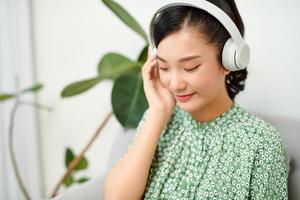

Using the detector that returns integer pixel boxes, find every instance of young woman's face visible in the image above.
[157,26,230,114]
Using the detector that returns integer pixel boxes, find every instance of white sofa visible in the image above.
[52,112,300,200]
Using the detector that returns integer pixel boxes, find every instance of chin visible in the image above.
[176,94,209,114]
[176,101,201,114]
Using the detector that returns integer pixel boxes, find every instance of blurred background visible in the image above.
[0,0,299,199]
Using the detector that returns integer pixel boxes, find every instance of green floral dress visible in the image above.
[124,101,288,199]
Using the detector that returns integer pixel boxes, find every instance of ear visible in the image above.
[222,68,231,75]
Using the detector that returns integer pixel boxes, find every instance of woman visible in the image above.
[104,0,288,199]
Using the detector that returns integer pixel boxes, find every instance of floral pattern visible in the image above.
[122,101,288,199]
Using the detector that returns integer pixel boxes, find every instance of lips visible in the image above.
[175,93,195,102]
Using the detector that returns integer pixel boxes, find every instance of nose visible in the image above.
[169,71,187,92]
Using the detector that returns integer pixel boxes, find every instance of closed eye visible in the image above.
[185,65,200,72]
[159,67,168,71]
[159,65,200,72]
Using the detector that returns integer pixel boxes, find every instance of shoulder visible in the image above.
[231,104,285,153]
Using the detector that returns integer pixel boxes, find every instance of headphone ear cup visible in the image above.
[222,38,250,71]
[222,38,238,71]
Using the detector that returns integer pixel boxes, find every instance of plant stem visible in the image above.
[50,111,113,198]
[9,100,31,200]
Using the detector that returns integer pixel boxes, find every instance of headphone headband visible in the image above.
[149,0,250,71]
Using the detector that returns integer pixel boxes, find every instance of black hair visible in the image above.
[151,0,247,100]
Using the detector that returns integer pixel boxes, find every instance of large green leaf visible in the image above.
[98,53,140,79]
[21,83,43,94]
[112,71,148,128]
[102,0,148,42]
[61,77,101,97]
[0,93,15,102]
[137,45,149,65]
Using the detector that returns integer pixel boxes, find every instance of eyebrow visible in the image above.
[156,54,202,63]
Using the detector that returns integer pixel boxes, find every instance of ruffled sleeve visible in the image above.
[248,127,288,199]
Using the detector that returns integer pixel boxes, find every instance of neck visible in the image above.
[190,94,234,123]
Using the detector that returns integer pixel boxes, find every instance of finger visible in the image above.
[153,62,159,79]
[143,57,155,76]
[144,59,157,79]
[143,59,157,81]
[143,45,158,76]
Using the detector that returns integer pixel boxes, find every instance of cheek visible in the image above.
[190,77,212,94]
[159,71,169,87]
[191,69,223,93]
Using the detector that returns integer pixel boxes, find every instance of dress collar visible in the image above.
[177,101,241,130]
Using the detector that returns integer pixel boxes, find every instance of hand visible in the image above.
[141,47,176,119]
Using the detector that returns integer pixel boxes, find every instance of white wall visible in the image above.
[30,0,300,197]
[235,1,300,117]
[0,0,42,199]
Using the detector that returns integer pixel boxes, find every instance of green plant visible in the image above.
[0,83,43,102]
[2,0,152,198]
[0,82,51,200]
[61,0,149,127]
[0,81,95,199]
[52,1,152,195]
[64,148,89,187]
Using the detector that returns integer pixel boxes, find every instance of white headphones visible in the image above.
[149,0,250,71]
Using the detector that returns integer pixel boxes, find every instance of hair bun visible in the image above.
[225,69,248,100]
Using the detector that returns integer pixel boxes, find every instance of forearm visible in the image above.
[104,111,168,200]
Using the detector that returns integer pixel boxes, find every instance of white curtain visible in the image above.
[0,0,43,199]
